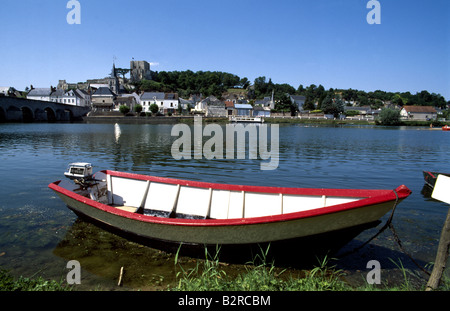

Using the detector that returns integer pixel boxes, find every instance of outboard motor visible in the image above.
[64,163,94,188]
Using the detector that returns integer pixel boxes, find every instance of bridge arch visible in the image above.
[6,105,21,121]
[0,106,6,122]
[56,108,68,121]
[44,107,57,122]
[34,108,46,121]
[21,106,34,122]
[66,109,74,121]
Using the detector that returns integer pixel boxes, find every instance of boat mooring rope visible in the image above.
[338,189,430,276]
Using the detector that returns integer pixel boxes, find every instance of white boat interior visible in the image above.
[60,170,365,220]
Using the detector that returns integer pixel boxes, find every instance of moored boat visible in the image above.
[423,171,450,188]
[49,163,411,260]
[443,125,450,131]
[229,115,264,123]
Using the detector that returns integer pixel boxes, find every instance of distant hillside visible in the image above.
[132,70,249,99]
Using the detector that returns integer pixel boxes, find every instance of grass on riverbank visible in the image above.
[171,248,450,292]
[173,251,349,291]
[0,269,71,291]
[2,250,449,291]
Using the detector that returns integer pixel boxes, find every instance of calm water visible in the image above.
[0,122,449,290]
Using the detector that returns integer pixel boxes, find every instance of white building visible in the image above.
[27,88,52,102]
[50,89,65,103]
[62,89,91,107]
[140,92,179,114]
[400,105,437,121]
[0,87,17,97]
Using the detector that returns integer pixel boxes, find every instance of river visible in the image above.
[0,121,449,290]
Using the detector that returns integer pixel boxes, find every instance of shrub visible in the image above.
[377,108,401,125]
[150,103,159,114]
[119,105,130,115]
[134,104,143,114]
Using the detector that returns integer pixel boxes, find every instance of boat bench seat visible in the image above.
[113,205,139,213]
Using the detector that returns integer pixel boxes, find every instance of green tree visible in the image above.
[149,103,159,114]
[134,104,142,114]
[321,94,344,118]
[303,98,316,111]
[239,77,250,89]
[119,105,130,115]
[378,108,401,125]
[274,94,298,115]
[391,94,404,106]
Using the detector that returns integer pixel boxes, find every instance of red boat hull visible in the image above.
[49,170,411,258]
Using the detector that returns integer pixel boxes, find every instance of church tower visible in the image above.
[109,62,120,94]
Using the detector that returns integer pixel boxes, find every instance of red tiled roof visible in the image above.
[402,105,437,113]
[225,100,234,108]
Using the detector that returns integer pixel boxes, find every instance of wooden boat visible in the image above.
[229,115,264,123]
[423,171,450,188]
[49,164,411,259]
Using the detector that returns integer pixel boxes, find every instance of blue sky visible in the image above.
[1,0,449,100]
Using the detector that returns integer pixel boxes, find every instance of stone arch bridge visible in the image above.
[0,97,91,122]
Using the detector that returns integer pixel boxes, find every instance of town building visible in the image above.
[234,103,253,116]
[289,95,306,111]
[0,87,18,97]
[50,89,65,103]
[27,88,52,102]
[62,89,91,107]
[253,105,271,117]
[255,96,274,110]
[204,96,226,117]
[400,105,437,121]
[91,87,116,110]
[140,92,179,114]
[115,92,140,112]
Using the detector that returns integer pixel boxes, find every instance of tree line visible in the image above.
[130,70,449,114]
[131,70,249,99]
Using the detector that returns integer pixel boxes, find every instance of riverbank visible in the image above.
[84,115,450,127]
[2,252,448,292]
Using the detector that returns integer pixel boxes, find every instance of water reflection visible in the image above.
[53,219,181,290]
[114,123,121,143]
